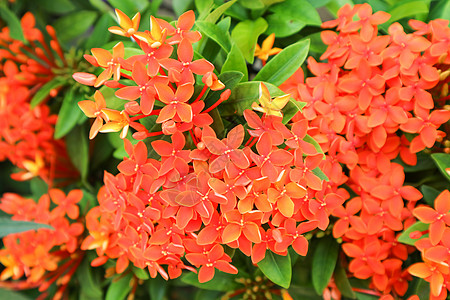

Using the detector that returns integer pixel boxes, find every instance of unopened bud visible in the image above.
[409,230,422,239]
[162,120,178,135]
[124,101,141,115]
[49,88,58,97]
[441,83,449,97]
[197,141,206,150]
[72,72,97,86]
[194,126,202,139]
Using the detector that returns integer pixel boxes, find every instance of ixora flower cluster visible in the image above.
[0,190,84,299]
[0,12,77,184]
[76,9,344,283]
[279,3,450,299]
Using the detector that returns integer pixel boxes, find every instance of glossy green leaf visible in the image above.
[222,43,248,81]
[30,77,65,108]
[334,261,356,299]
[258,250,292,289]
[312,237,339,294]
[53,11,98,43]
[148,276,168,300]
[421,185,441,206]
[105,273,133,300]
[429,0,450,22]
[231,18,268,63]
[39,0,76,13]
[55,88,86,139]
[66,124,89,181]
[431,153,450,182]
[196,21,232,53]
[303,134,324,154]
[181,270,241,291]
[205,71,244,109]
[77,258,103,300]
[326,0,354,16]
[398,221,428,246]
[0,217,53,237]
[85,14,113,49]
[269,0,322,26]
[0,4,25,42]
[196,0,215,20]
[253,39,310,86]
[173,0,195,16]
[221,81,287,116]
[312,167,329,182]
[387,0,429,23]
[282,98,306,124]
[266,14,305,37]
[205,0,237,23]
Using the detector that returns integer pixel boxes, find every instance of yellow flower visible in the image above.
[252,82,290,117]
[254,33,282,63]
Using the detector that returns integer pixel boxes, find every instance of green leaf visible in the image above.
[394,152,435,173]
[30,78,65,108]
[306,0,332,8]
[196,21,232,53]
[55,88,86,139]
[181,270,241,291]
[133,267,149,280]
[326,0,354,16]
[221,81,286,116]
[99,86,128,110]
[312,167,329,181]
[265,14,305,38]
[398,221,428,246]
[39,0,76,13]
[312,236,339,294]
[334,261,356,299]
[53,11,98,43]
[65,124,89,181]
[429,0,450,22]
[77,258,103,300]
[269,0,322,26]
[105,273,133,300]
[205,0,237,23]
[303,134,323,154]
[148,276,168,300]
[107,0,149,15]
[222,43,248,81]
[420,185,441,206]
[85,14,113,49]
[387,0,430,23]
[173,0,195,16]
[205,71,244,108]
[0,217,53,237]
[0,4,25,42]
[231,18,268,63]
[30,177,48,201]
[239,0,264,9]
[0,289,31,300]
[282,98,306,124]
[258,250,292,288]
[253,39,310,86]
[431,153,450,182]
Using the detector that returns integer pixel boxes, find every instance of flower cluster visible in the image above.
[78,9,345,284]
[0,190,84,299]
[0,12,77,184]
[280,3,450,297]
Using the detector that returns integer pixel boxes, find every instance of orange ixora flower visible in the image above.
[78,90,107,139]
[108,9,141,37]
[254,33,282,64]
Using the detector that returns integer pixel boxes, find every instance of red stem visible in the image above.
[193,85,208,103]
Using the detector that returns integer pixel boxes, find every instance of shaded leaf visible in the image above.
[431,153,450,182]
[253,39,310,86]
[66,124,89,181]
[77,257,103,300]
[269,0,322,26]
[30,77,65,108]
[55,88,86,139]
[0,217,53,237]
[420,185,441,206]
[205,71,244,108]
[173,0,195,16]
[282,97,306,124]
[334,260,356,299]
[85,14,114,49]
[258,250,292,289]
[39,0,76,13]
[0,289,31,300]
[266,13,305,38]
[312,236,339,294]
[53,11,98,43]
[181,270,241,291]
[429,0,450,22]
[0,4,25,42]
[148,275,168,300]
[105,273,133,300]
